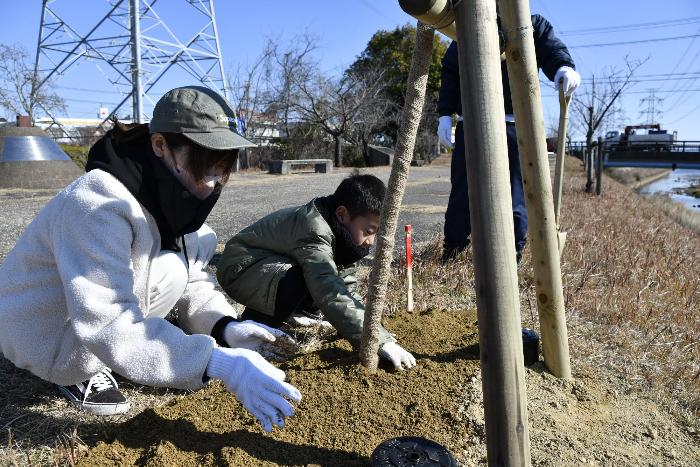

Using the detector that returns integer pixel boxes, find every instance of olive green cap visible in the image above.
[150,85,256,150]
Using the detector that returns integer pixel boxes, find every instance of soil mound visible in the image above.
[79,308,699,466]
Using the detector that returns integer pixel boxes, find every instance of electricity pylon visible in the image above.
[32,0,229,127]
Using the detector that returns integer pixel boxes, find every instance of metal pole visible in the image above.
[130,0,143,123]
[498,0,572,381]
[453,1,531,464]
[209,0,230,100]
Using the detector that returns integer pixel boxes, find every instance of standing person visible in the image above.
[217,174,417,371]
[0,86,300,432]
[437,14,581,262]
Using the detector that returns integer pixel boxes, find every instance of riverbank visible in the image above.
[606,166,700,234]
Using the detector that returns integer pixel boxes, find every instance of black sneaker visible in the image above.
[57,369,130,416]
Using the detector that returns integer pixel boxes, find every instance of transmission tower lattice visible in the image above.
[33,0,229,127]
[639,88,664,125]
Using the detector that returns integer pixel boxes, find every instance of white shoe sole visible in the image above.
[58,386,131,416]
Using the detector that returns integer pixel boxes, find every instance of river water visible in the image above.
[639,169,700,210]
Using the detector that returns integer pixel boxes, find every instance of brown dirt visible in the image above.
[79,309,482,466]
[78,306,699,466]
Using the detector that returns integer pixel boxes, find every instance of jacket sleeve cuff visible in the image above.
[210,315,237,347]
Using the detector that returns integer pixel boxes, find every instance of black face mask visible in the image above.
[330,213,372,266]
[149,154,220,249]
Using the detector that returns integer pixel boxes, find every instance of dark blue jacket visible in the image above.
[438,14,575,117]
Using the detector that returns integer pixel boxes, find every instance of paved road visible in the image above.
[0,164,452,261]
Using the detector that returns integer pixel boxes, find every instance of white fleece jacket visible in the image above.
[0,169,236,391]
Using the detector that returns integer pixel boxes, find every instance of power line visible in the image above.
[560,16,700,36]
[580,76,700,84]
[543,88,700,97]
[569,33,700,49]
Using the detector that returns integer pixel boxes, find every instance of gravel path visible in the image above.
[0,165,452,261]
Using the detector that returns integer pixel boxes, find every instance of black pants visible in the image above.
[444,120,528,254]
[240,266,315,327]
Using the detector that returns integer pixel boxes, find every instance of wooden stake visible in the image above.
[498,0,572,381]
[452,1,531,464]
[405,225,414,312]
[553,84,570,229]
[553,84,571,255]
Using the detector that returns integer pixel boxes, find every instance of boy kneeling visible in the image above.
[216,174,415,370]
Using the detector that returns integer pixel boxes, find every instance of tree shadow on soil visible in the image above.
[0,356,185,449]
[411,342,480,363]
[111,411,369,466]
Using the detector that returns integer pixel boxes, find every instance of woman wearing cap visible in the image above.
[0,86,300,432]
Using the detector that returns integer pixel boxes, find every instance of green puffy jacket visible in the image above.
[216,199,394,348]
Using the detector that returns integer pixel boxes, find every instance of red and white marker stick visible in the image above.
[405,224,414,311]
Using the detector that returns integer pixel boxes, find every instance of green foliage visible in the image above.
[59,144,89,169]
[348,23,449,107]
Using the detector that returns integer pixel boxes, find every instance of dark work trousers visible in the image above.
[443,120,528,254]
[240,265,315,327]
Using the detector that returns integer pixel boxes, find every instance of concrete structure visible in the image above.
[367,145,394,167]
[268,159,333,175]
[0,127,83,189]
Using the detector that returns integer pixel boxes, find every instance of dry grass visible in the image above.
[605,167,669,187]
[1,156,697,464]
[646,193,700,234]
[373,157,699,420]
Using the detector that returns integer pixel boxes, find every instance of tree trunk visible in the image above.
[334,136,343,168]
[359,22,434,371]
[362,138,371,167]
[585,131,594,193]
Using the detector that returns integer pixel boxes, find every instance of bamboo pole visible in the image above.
[359,22,434,371]
[498,0,572,381]
[405,225,414,312]
[452,1,531,464]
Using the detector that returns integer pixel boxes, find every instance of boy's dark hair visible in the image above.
[333,174,386,218]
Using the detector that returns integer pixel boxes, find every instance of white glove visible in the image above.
[378,342,416,371]
[206,347,302,432]
[288,313,333,329]
[224,320,290,351]
[437,115,454,149]
[554,66,580,97]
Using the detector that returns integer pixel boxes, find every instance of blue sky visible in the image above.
[1,0,699,140]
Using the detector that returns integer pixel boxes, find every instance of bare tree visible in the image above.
[344,68,396,165]
[291,72,356,167]
[267,33,318,139]
[0,43,65,122]
[570,56,648,152]
[292,67,392,167]
[227,40,275,142]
